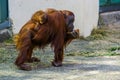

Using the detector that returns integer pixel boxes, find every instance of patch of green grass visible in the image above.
[108,46,120,51]
[4,37,14,44]
[66,51,97,57]
[103,52,120,56]
[65,51,120,57]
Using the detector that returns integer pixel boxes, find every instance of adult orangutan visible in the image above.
[14,8,79,70]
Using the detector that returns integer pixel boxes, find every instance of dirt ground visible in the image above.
[0,24,120,80]
[0,56,120,80]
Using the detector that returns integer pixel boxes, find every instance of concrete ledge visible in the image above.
[0,21,11,30]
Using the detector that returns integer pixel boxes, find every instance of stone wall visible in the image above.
[99,11,120,27]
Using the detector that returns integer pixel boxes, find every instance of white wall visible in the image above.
[9,0,99,37]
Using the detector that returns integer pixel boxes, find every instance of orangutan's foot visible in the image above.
[18,64,32,71]
[52,61,62,67]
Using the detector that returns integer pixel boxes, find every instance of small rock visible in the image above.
[0,29,12,42]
